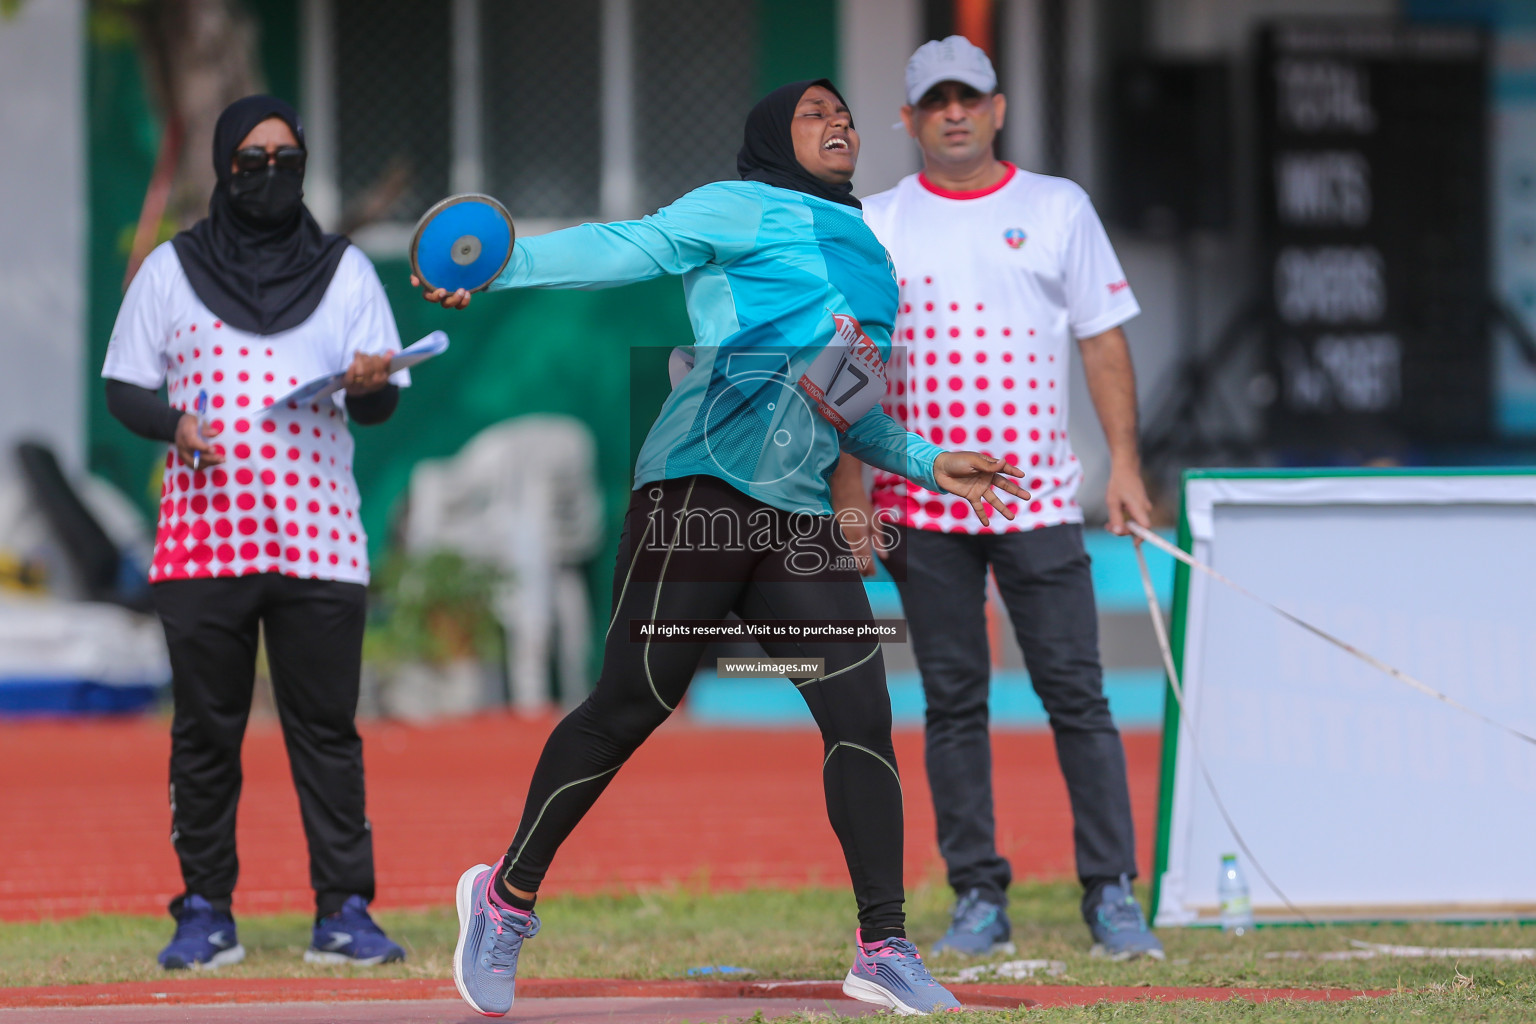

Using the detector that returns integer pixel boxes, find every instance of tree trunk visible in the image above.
[120,0,263,283]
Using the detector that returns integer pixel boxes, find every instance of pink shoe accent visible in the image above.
[484,859,532,912]
[484,857,516,911]
[482,856,534,939]
[855,929,910,957]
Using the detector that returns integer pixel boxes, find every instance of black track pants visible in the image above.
[894,523,1137,914]
[152,574,374,918]
[501,474,906,935]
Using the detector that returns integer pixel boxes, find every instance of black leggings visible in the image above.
[500,474,905,936]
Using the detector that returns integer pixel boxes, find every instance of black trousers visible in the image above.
[501,475,907,936]
[152,574,374,918]
[892,524,1137,917]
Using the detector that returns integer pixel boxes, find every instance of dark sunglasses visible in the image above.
[233,145,307,175]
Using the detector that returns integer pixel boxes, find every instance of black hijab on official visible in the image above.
[172,95,350,335]
[737,79,861,210]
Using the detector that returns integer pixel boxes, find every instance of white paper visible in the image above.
[257,331,449,415]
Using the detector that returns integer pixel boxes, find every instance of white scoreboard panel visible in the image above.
[1153,470,1536,925]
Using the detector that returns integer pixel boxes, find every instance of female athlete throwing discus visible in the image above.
[418,80,1028,1017]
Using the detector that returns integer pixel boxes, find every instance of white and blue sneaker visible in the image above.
[931,889,1016,957]
[1087,875,1164,961]
[453,861,541,1017]
[305,894,406,965]
[842,930,963,1015]
[158,894,246,970]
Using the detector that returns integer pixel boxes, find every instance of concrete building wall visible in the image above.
[0,0,86,474]
[1000,0,1047,174]
[841,0,923,198]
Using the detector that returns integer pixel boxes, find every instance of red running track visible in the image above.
[0,714,1159,920]
[0,976,1388,1011]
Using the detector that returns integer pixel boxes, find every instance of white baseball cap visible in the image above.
[905,35,998,106]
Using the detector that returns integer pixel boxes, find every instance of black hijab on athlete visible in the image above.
[172,95,349,336]
[737,79,860,210]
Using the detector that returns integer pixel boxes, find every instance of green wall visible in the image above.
[86,0,837,639]
[345,269,690,573]
[86,25,166,508]
[759,0,839,92]
[250,0,301,106]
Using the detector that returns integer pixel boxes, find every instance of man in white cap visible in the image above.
[833,35,1162,960]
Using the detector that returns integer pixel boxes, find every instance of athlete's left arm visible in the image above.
[494,185,763,291]
[415,185,763,306]
[1078,325,1151,535]
[840,407,944,494]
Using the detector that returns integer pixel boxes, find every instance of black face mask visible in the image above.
[228,166,305,228]
[173,95,351,334]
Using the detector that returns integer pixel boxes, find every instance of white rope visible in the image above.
[1127,521,1536,748]
[1130,534,1312,924]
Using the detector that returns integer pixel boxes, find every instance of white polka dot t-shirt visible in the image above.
[860,163,1139,534]
[102,242,407,585]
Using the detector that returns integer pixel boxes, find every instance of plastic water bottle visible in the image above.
[1217,853,1254,935]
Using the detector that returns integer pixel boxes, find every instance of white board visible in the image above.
[1153,471,1536,925]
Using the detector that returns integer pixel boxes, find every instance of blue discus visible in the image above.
[409,193,515,294]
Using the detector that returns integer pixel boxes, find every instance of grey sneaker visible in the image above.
[1087,874,1164,961]
[843,931,964,1015]
[930,889,1016,957]
[452,862,540,1016]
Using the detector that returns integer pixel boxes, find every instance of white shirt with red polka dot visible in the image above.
[102,242,408,584]
[860,163,1139,534]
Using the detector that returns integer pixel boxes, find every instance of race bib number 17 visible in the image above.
[798,314,888,432]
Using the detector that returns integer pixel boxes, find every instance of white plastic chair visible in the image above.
[404,415,603,712]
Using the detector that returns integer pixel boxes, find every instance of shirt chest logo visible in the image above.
[1003,227,1027,250]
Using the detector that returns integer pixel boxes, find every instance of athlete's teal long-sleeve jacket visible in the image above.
[492,179,945,515]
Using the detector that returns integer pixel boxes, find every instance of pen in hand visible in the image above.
[192,390,209,471]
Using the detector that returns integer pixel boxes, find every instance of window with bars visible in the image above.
[633,0,758,214]
[481,0,604,220]
[332,0,452,222]
[309,0,761,238]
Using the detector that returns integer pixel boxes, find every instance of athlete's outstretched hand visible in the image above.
[933,452,1030,527]
[411,274,472,309]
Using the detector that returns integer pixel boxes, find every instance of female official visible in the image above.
[103,95,407,970]
[419,80,1028,1017]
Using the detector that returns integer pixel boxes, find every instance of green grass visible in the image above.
[772,992,1536,1023]
[3,882,1533,1022]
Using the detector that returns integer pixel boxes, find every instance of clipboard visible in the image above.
[257,331,449,415]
